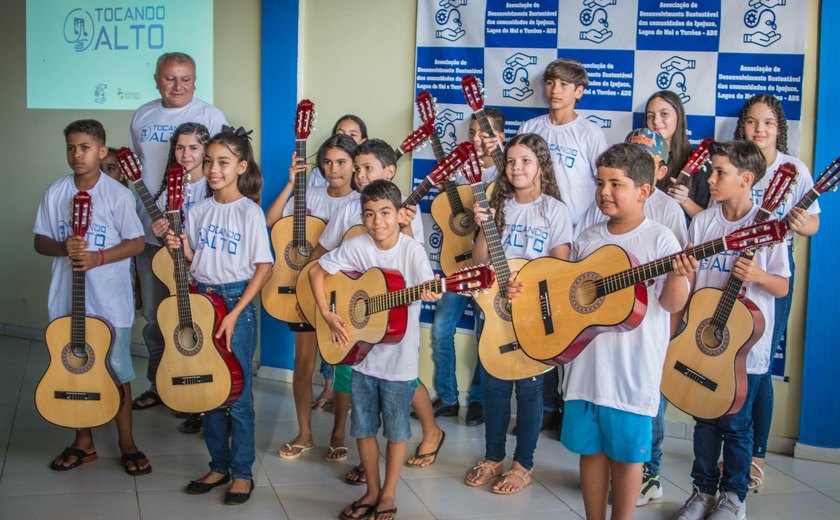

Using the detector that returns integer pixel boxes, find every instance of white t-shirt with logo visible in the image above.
[186,197,274,285]
[33,174,144,328]
[689,205,790,375]
[318,233,434,381]
[155,177,212,230]
[563,219,682,417]
[518,114,607,227]
[318,194,425,251]
[576,188,688,246]
[499,195,573,260]
[128,97,227,244]
[282,188,359,223]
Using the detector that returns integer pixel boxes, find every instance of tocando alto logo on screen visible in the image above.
[62,5,166,52]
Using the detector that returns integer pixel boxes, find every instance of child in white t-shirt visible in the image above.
[307,114,368,189]
[561,143,692,520]
[675,140,789,520]
[34,119,149,475]
[309,180,439,520]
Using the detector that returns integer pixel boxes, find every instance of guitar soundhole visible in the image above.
[493,291,512,322]
[570,272,604,313]
[174,324,203,357]
[696,318,728,357]
[61,343,94,374]
[348,290,370,330]
[449,210,476,237]
[284,241,312,270]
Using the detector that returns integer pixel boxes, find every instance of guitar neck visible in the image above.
[70,270,86,349]
[132,179,165,222]
[293,139,307,247]
[429,133,467,215]
[167,211,194,329]
[404,176,435,208]
[471,182,512,296]
[794,187,820,213]
[365,279,444,315]
[429,133,447,163]
[475,108,506,174]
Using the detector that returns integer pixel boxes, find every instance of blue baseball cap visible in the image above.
[625,128,669,164]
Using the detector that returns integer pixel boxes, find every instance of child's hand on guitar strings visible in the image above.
[667,178,690,206]
[324,312,349,346]
[164,229,185,250]
[66,235,98,272]
[151,218,170,239]
[785,207,808,233]
[471,203,494,225]
[731,256,765,284]
[670,248,698,278]
[288,152,308,186]
[505,271,525,300]
[421,275,443,302]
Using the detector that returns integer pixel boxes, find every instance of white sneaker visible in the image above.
[706,491,746,520]
[673,485,715,520]
[637,469,664,506]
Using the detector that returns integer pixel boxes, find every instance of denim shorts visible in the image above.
[109,327,135,385]
[350,371,415,442]
[561,399,652,463]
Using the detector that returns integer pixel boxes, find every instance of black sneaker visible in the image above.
[432,398,459,417]
[178,413,202,434]
[465,402,484,426]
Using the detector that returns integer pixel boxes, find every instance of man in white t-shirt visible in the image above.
[128,52,227,415]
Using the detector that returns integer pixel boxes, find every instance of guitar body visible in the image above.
[262,215,326,323]
[156,291,244,412]
[473,258,552,380]
[316,268,407,366]
[151,246,176,295]
[430,184,477,276]
[511,245,648,364]
[35,316,120,428]
[342,224,367,242]
[661,288,764,419]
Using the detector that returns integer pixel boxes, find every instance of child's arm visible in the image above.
[786,207,819,237]
[731,256,789,298]
[215,262,272,347]
[309,262,349,346]
[34,234,69,257]
[660,251,696,313]
[470,201,492,265]
[151,217,170,240]
[400,205,417,238]
[165,229,195,262]
[70,236,144,272]
[265,152,307,227]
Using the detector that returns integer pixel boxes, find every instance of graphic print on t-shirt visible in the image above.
[196,223,242,255]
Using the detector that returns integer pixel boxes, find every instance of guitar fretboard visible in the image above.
[168,211,194,330]
[475,108,506,174]
[70,270,86,349]
[472,181,512,297]
[365,279,444,315]
[292,138,307,248]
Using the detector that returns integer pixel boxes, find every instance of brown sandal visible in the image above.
[465,459,503,487]
[492,466,533,494]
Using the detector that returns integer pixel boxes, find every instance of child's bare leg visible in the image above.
[608,460,642,520]
[340,436,379,518]
[580,452,610,520]
[115,383,150,472]
[375,440,407,519]
[330,390,350,448]
[406,383,444,467]
[280,332,317,457]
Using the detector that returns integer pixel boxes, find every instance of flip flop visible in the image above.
[278,443,313,460]
[132,390,163,410]
[339,500,376,520]
[406,430,445,468]
[49,447,97,471]
[324,446,348,462]
[344,465,366,486]
[374,506,398,520]
[120,451,152,476]
[311,397,333,411]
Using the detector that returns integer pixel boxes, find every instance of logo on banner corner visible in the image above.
[579,0,614,44]
[434,0,468,42]
[64,8,95,52]
[657,56,696,104]
[502,52,537,102]
[743,1,782,48]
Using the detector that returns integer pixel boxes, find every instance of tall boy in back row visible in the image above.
[675,141,789,520]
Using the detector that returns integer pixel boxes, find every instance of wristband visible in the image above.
[99,249,105,266]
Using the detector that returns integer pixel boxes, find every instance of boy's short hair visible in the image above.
[64,119,106,145]
[361,179,402,211]
[542,58,589,89]
[625,128,669,165]
[709,140,767,186]
[471,108,506,134]
[354,138,397,168]
[596,143,655,187]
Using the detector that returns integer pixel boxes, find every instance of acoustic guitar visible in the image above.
[261,99,323,326]
[155,167,244,412]
[296,141,480,326]
[316,265,494,366]
[661,162,799,419]
[35,192,121,428]
[673,137,712,188]
[510,220,788,365]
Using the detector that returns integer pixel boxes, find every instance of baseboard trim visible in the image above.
[256,365,294,382]
[794,443,840,464]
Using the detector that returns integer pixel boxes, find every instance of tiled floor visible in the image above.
[1,334,839,519]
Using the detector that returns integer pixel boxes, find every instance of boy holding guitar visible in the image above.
[34,120,150,475]
[561,143,692,520]
[675,141,789,520]
[309,180,441,520]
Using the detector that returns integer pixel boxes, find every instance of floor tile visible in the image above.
[138,488,287,519]
[0,491,140,520]
[746,490,840,519]
[276,479,434,520]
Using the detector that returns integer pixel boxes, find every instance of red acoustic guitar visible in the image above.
[155,167,244,412]
[673,137,713,188]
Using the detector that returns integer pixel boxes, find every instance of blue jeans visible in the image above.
[137,243,169,391]
[646,395,668,475]
[751,370,773,458]
[542,366,562,412]
[431,292,484,405]
[483,373,543,470]
[196,280,257,481]
[691,373,762,502]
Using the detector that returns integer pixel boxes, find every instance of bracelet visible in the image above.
[99,249,105,266]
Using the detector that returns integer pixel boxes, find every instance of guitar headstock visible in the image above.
[416,91,437,125]
[397,122,434,155]
[761,162,798,214]
[72,191,92,237]
[460,75,485,111]
[115,147,142,183]
[814,156,840,194]
[166,163,187,212]
[680,137,713,177]
[461,143,483,185]
[724,220,787,252]
[428,141,477,184]
[445,264,495,295]
[295,99,316,140]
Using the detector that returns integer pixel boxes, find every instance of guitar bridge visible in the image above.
[498,341,520,354]
[54,391,100,401]
[171,374,214,385]
[278,286,296,294]
[454,251,472,263]
[538,280,554,335]
[673,361,718,391]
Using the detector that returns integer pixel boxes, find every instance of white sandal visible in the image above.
[748,460,765,491]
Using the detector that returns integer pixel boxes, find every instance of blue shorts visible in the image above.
[561,400,652,464]
[109,327,135,385]
[350,371,415,443]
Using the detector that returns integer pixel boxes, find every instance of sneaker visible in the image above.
[674,486,715,520]
[637,466,663,506]
[706,491,746,520]
[465,402,484,426]
[178,413,202,434]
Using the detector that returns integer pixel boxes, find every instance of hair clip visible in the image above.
[222,125,253,141]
